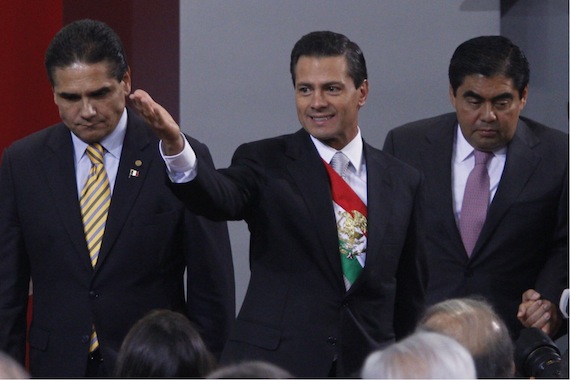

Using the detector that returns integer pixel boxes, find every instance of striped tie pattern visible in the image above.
[80,143,111,353]
[331,151,349,179]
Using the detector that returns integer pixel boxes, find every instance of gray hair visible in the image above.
[418,297,515,378]
[361,331,476,379]
[0,351,28,379]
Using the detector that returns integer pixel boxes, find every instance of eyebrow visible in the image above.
[57,86,112,98]
[463,90,514,102]
[295,81,344,89]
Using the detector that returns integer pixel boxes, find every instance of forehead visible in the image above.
[294,55,349,83]
[52,61,116,89]
[458,74,518,98]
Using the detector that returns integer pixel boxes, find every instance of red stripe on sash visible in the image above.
[323,159,367,221]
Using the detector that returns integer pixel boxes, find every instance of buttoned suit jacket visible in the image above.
[0,109,235,377]
[170,128,426,377]
[383,112,568,339]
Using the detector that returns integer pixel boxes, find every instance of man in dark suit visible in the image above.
[383,36,568,341]
[130,31,426,377]
[0,19,235,377]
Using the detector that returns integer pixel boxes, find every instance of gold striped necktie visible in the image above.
[80,143,111,353]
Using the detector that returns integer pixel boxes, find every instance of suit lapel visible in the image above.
[96,111,154,269]
[473,119,541,257]
[357,144,393,286]
[285,130,345,289]
[43,125,94,270]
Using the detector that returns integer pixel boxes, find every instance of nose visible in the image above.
[80,99,96,119]
[310,89,327,109]
[480,103,497,123]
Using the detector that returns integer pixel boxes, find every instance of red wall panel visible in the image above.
[0,1,63,156]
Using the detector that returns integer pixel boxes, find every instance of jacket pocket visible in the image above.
[28,325,49,351]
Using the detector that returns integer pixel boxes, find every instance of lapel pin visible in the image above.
[135,160,143,167]
[129,169,140,178]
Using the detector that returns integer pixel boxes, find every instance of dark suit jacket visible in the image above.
[384,112,568,339]
[0,110,235,377]
[170,129,426,377]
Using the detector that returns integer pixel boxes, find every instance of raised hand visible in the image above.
[129,89,184,155]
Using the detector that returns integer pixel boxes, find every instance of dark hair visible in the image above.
[114,309,215,378]
[290,31,367,88]
[449,35,529,98]
[44,19,128,86]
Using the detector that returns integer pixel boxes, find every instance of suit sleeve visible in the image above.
[535,167,568,309]
[169,138,261,221]
[0,148,31,364]
[183,211,235,359]
[383,133,427,337]
[393,174,428,339]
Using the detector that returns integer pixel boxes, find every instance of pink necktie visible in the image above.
[459,150,493,256]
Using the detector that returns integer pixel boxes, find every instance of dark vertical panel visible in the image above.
[63,0,180,121]
[131,1,180,122]
[0,0,63,155]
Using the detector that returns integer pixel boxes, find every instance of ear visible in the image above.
[357,79,369,108]
[122,66,132,95]
[519,85,529,110]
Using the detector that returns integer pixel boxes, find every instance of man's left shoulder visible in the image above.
[365,143,421,180]
[520,116,569,144]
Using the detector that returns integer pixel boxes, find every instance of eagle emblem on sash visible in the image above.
[337,210,367,259]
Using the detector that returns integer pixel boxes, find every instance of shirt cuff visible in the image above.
[159,133,197,183]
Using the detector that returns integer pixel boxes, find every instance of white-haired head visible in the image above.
[361,331,476,379]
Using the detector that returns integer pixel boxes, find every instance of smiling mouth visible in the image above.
[310,115,333,122]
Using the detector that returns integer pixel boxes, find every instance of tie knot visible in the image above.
[474,150,493,165]
[86,143,105,165]
[331,152,350,177]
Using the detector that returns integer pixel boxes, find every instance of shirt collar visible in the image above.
[72,108,128,164]
[310,128,364,174]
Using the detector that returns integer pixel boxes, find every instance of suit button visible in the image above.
[327,336,337,345]
[89,291,99,299]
